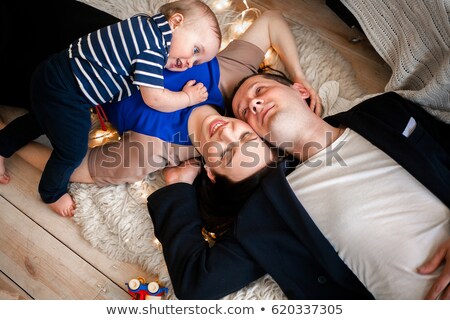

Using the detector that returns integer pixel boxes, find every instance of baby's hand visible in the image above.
[182,80,208,106]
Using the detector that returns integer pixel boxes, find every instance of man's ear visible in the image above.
[169,13,184,30]
[292,82,310,99]
[204,165,216,184]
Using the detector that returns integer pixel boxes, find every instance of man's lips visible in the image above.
[209,119,228,137]
[260,104,275,125]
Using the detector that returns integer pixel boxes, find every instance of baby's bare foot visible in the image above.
[48,193,76,217]
[0,156,10,184]
[0,172,9,184]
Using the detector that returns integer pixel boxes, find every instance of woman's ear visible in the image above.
[169,13,184,30]
[204,165,216,184]
[292,82,310,99]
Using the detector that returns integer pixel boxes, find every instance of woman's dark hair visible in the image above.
[195,158,280,239]
[226,67,311,116]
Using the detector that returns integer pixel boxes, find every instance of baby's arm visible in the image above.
[239,10,322,115]
[140,80,208,113]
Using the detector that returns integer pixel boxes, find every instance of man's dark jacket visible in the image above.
[147,92,450,299]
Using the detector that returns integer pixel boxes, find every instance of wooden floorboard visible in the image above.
[0,155,147,299]
[0,195,131,299]
[0,271,33,300]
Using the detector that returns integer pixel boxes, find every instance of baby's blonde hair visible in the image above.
[159,0,221,44]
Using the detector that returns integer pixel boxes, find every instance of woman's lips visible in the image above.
[209,119,228,137]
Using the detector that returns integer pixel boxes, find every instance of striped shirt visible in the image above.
[68,13,172,105]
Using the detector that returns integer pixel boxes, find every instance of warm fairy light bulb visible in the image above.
[264,48,277,64]
[89,127,121,148]
[231,19,252,35]
[228,6,261,39]
[153,238,162,251]
[219,2,260,49]
[213,0,231,10]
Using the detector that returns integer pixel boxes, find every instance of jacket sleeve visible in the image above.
[147,183,265,300]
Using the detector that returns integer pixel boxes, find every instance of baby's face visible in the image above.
[165,20,220,71]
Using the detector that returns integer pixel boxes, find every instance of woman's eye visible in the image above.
[193,47,200,55]
[242,108,248,118]
[221,149,231,161]
[241,131,256,142]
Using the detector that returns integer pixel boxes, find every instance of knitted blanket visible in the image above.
[341,0,450,122]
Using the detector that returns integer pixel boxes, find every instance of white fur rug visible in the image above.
[71,0,366,300]
[69,0,366,300]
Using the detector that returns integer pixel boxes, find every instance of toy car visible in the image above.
[126,277,168,300]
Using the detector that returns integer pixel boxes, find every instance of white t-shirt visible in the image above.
[286,128,449,299]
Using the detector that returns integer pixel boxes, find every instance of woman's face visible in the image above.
[197,115,274,182]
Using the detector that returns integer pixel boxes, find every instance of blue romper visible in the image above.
[102,57,224,145]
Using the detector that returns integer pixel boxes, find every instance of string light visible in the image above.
[228,6,260,38]
[213,0,261,50]
[264,48,278,67]
[212,0,232,10]
[213,0,276,68]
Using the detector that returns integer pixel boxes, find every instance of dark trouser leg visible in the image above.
[0,113,44,157]
[31,51,92,203]
[39,108,91,203]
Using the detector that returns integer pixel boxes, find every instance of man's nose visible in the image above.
[250,98,263,114]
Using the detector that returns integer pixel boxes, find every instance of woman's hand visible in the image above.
[293,77,322,116]
[418,237,450,299]
[163,158,201,185]
[305,85,322,116]
[239,10,322,116]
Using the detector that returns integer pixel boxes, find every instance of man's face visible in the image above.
[231,75,310,147]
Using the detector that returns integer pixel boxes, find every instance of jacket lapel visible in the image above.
[260,164,362,285]
[327,94,450,208]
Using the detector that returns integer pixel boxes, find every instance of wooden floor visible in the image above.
[0,0,391,300]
